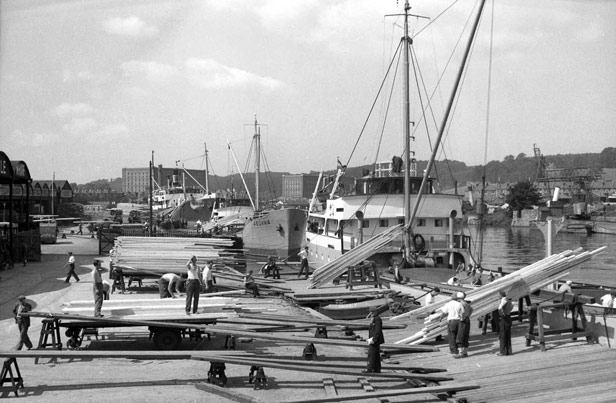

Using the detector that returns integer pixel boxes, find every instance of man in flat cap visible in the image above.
[13,295,33,350]
[364,305,385,373]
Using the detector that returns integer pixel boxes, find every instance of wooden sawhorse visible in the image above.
[525,301,593,351]
[1,358,24,396]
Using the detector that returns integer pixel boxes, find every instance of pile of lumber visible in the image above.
[61,296,240,318]
[60,294,285,319]
[111,236,244,274]
[308,225,405,289]
[390,247,605,345]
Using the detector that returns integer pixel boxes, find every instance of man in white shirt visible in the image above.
[436,292,465,356]
[63,251,80,283]
[185,256,202,314]
[600,291,616,308]
[425,287,440,306]
[558,280,573,294]
[202,261,215,293]
[158,273,183,298]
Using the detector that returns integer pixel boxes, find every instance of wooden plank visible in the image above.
[190,355,454,382]
[0,351,192,360]
[209,353,446,373]
[22,311,436,352]
[194,382,263,403]
[237,313,408,329]
[322,378,337,396]
[287,384,480,403]
[357,377,374,392]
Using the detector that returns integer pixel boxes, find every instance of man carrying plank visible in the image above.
[433,292,464,357]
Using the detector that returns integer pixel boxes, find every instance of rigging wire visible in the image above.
[373,48,402,174]
[476,0,496,266]
[343,39,403,168]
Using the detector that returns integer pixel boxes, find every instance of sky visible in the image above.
[1,0,614,184]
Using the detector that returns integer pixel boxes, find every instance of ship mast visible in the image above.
[403,0,412,259]
[406,0,487,260]
[254,115,261,212]
[204,142,209,194]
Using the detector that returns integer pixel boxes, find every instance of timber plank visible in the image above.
[322,378,337,396]
[286,384,480,403]
[191,355,454,382]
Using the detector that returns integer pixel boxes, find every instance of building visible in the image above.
[281,174,320,199]
[122,165,207,196]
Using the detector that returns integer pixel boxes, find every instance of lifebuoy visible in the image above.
[413,234,425,252]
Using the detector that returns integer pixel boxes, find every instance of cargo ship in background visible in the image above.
[207,117,306,259]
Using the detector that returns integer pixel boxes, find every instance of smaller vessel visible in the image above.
[319,298,395,320]
[217,117,307,258]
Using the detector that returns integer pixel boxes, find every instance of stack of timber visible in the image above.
[391,247,605,345]
[60,295,278,319]
[308,224,405,289]
[111,236,244,274]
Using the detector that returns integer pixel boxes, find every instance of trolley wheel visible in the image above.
[66,337,81,350]
[152,328,182,350]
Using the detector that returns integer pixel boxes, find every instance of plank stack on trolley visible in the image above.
[111,236,244,275]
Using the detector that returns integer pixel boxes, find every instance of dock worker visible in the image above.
[497,290,514,356]
[261,256,280,279]
[435,291,465,357]
[63,251,80,283]
[297,246,310,279]
[158,273,183,298]
[457,294,473,358]
[600,291,616,308]
[93,260,105,317]
[558,280,573,294]
[185,256,202,315]
[244,269,260,298]
[364,305,385,373]
[13,295,33,350]
[202,261,216,293]
[447,276,461,286]
[425,287,440,306]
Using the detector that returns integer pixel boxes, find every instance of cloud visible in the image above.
[62,117,98,135]
[96,124,130,142]
[255,0,317,27]
[102,16,159,38]
[121,60,179,82]
[185,58,283,90]
[52,103,95,118]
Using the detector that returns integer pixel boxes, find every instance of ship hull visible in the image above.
[241,208,307,258]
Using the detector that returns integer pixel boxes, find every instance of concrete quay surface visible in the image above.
[0,233,400,402]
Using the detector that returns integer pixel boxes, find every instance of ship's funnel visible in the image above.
[552,187,560,202]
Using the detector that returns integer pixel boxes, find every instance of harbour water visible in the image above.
[468,226,616,287]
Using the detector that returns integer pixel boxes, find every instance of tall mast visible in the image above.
[403,0,412,259]
[254,115,260,211]
[204,142,210,193]
[406,0,487,236]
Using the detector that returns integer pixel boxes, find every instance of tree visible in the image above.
[505,181,543,214]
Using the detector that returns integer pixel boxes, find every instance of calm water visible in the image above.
[469,226,616,285]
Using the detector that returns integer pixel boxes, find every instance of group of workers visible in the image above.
[155,256,217,315]
[427,281,516,359]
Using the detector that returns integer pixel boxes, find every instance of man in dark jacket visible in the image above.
[365,305,385,373]
[13,295,33,350]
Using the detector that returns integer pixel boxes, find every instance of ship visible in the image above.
[305,1,477,272]
[213,117,307,258]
